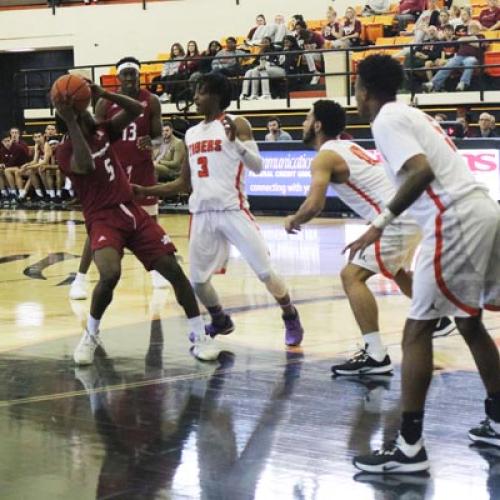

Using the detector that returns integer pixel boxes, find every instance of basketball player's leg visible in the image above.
[69,236,92,300]
[29,170,45,200]
[222,211,304,346]
[147,208,169,289]
[4,167,19,200]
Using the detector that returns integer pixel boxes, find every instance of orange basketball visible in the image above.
[50,74,91,112]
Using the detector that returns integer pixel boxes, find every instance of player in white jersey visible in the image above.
[285,100,453,376]
[346,54,500,474]
[134,73,304,346]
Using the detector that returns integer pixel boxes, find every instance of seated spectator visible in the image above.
[457,114,477,137]
[154,122,186,181]
[278,35,304,90]
[273,14,290,46]
[362,0,391,16]
[289,14,306,34]
[150,43,186,102]
[423,21,484,92]
[194,40,222,79]
[16,131,47,202]
[455,8,472,36]
[2,130,31,204]
[479,0,500,31]
[39,139,63,204]
[424,24,457,79]
[265,116,292,141]
[295,20,325,85]
[322,9,341,41]
[246,14,277,45]
[211,37,248,77]
[180,41,200,77]
[437,9,450,37]
[478,112,498,137]
[425,0,441,27]
[10,127,30,158]
[240,37,282,100]
[449,5,462,29]
[404,25,441,80]
[395,0,426,31]
[330,7,362,49]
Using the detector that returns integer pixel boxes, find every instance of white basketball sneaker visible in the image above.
[73,330,104,366]
[151,270,169,289]
[69,277,88,300]
[191,333,221,362]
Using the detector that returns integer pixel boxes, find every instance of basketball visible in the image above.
[50,74,91,112]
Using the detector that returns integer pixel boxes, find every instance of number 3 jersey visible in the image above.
[104,88,157,206]
[185,115,250,214]
[56,122,134,224]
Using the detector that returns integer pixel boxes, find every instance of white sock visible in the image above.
[9,188,16,195]
[74,272,87,284]
[35,189,43,197]
[86,314,100,336]
[69,189,74,196]
[363,331,386,361]
[48,189,55,198]
[1,189,7,196]
[56,189,62,197]
[188,316,205,339]
[18,189,26,198]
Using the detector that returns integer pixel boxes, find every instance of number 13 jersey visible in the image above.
[186,115,250,214]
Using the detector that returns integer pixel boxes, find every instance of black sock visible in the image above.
[401,411,424,445]
[208,305,226,325]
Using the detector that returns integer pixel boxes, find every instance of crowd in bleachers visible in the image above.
[112,0,500,102]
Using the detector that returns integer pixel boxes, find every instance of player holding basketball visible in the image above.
[134,73,304,346]
[70,56,168,300]
[345,55,500,473]
[54,83,219,364]
[285,100,453,376]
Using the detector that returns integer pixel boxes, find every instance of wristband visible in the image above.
[371,207,395,230]
[234,139,247,157]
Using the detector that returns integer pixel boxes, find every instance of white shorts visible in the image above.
[410,192,500,320]
[189,210,272,283]
[351,221,421,278]
[141,203,159,217]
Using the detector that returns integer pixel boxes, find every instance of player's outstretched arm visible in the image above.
[225,116,263,173]
[285,151,347,234]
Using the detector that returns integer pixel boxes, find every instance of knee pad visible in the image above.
[486,396,500,423]
[193,281,220,308]
[259,270,288,299]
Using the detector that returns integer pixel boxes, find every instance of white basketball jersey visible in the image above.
[320,139,416,227]
[185,114,249,214]
[372,102,489,232]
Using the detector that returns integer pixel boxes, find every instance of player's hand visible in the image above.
[53,94,76,122]
[137,135,153,151]
[284,216,301,234]
[342,225,382,261]
[89,83,106,100]
[131,184,145,197]
[223,115,237,142]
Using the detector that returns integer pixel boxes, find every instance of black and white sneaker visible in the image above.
[432,317,455,338]
[331,348,393,376]
[353,435,430,474]
[469,419,500,447]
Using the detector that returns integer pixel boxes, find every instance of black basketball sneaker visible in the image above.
[331,348,393,376]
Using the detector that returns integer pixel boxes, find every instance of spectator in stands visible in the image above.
[455,8,472,36]
[211,37,247,77]
[273,14,290,46]
[152,43,186,102]
[16,131,47,203]
[295,20,325,85]
[276,35,304,90]
[424,0,441,27]
[180,41,200,78]
[438,9,450,31]
[246,14,277,45]
[44,123,58,140]
[265,116,292,141]
[478,112,498,137]
[424,24,457,79]
[2,130,31,203]
[423,21,484,92]
[479,0,500,31]
[39,139,63,203]
[404,25,441,80]
[154,122,186,181]
[448,6,462,29]
[323,9,341,41]
[289,14,306,34]
[434,112,448,122]
[195,41,222,77]
[457,114,477,137]
[10,127,30,157]
[240,37,282,100]
[362,0,391,16]
[330,7,362,49]
[395,0,426,31]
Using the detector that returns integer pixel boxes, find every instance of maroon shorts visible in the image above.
[87,202,176,271]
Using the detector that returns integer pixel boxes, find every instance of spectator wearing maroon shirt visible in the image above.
[53,84,212,365]
[10,127,30,158]
[455,8,472,37]
[2,129,31,202]
[179,41,200,78]
[479,0,500,30]
[295,20,325,85]
[331,7,362,49]
[395,0,426,31]
[424,24,457,80]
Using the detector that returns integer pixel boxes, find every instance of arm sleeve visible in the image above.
[372,112,425,175]
[234,139,263,173]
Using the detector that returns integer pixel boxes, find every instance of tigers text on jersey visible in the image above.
[320,139,416,228]
[185,115,250,214]
[372,101,489,234]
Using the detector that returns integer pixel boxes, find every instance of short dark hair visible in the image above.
[2,131,10,140]
[115,56,141,69]
[196,72,232,110]
[312,100,346,138]
[226,36,237,43]
[295,20,308,30]
[267,116,281,127]
[357,54,403,100]
[443,23,454,31]
[163,120,173,128]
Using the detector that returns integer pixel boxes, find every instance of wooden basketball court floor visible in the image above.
[1,208,500,500]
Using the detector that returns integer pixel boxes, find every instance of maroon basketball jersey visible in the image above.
[56,122,134,224]
[104,88,157,206]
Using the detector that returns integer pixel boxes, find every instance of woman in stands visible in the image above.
[155,42,186,103]
[240,36,282,100]
[180,41,200,79]
[330,7,362,49]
